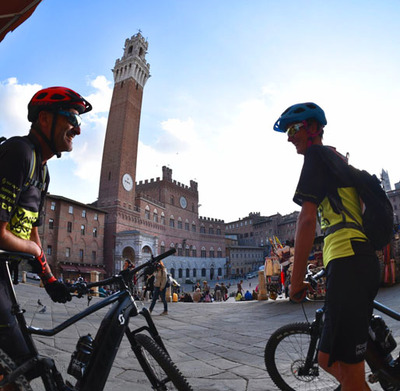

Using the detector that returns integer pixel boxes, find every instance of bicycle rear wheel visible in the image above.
[0,349,32,391]
[132,333,192,391]
[265,322,340,391]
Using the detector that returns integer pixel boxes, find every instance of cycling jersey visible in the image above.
[0,135,49,240]
[293,145,368,266]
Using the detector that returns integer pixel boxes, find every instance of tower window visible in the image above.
[128,45,133,54]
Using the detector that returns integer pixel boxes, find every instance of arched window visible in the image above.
[145,205,150,220]
[153,209,158,222]
[209,247,215,258]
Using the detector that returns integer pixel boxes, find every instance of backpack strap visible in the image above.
[21,137,47,192]
[0,136,47,192]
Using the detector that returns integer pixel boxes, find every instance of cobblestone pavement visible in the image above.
[12,281,400,390]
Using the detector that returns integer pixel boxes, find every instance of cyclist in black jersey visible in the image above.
[0,86,92,364]
[274,103,379,391]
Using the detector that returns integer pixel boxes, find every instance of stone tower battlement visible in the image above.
[113,32,150,87]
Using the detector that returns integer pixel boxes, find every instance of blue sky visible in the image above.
[1,0,400,222]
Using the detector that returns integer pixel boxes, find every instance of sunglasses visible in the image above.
[58,110,82,128]
[286,122,305,137]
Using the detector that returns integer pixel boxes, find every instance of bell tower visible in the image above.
[97,32,150,273]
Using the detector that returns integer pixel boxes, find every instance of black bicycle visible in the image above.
[265,265,400,391]
[0,248,193,391]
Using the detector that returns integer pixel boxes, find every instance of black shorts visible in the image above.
[319,241,380,365]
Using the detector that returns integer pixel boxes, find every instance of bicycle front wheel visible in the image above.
[132,333,192,391]
[265,322,340,391]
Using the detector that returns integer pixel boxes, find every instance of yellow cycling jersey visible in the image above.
[0,135,48,240]
[319,187,368,266]
[294,145,368,267]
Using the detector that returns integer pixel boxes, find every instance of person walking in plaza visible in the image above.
[0,87,92,364]
[148,261,168,315]
[236,279,243,296]
[214,283,222,301]
[220,282,228,301]
[274,102,380,390]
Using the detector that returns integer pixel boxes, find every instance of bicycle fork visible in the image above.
[125,307,169,354]
[298,308,324,377]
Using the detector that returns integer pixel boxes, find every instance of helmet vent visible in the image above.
[36,92,48,100]
[50,93,66,101]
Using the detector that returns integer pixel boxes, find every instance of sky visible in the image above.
[1,0,400,223]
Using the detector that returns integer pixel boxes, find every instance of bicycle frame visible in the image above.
[0,252,171,391]
[299,298,400,388]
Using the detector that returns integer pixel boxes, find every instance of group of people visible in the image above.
[0,85,382,390]
[191,280,229,303]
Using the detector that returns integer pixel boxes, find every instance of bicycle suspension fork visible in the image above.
[125,307,169,355]
[298,308,324,376]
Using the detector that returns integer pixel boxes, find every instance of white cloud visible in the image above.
[0,78,42,137]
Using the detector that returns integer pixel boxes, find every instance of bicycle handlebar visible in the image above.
[0,248,177,297]
[0,250,35,261]
[305,266,325,290]
[70,248,176,296]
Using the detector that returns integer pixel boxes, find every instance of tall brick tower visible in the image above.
[97,32,150,274]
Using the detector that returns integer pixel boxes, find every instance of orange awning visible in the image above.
[59,264,79,272]
[78,266,107,275]
[0,0,42,43]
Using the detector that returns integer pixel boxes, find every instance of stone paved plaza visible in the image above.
[12,280,400,390]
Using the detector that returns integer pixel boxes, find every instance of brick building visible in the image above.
[38,194,106,281]
[225,211,300,247]
[132,166,226,281]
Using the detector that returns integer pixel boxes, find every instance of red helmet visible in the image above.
[27,86,92,122]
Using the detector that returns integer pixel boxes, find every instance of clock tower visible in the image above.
[97,32,150,273]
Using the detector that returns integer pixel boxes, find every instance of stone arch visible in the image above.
[122,246,135,264]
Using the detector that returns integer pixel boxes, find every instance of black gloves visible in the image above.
[29,250,71,303]
[45,280,72,303]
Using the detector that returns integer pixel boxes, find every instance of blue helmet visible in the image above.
[273,102,327,133]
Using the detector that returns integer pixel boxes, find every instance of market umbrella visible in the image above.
[0,0,42,43]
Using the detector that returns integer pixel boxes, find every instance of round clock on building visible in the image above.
[122,173,133,191]
[180,196,187,209]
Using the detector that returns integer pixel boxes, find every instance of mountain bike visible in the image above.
[0,248,193,391]
[264,265,400,391]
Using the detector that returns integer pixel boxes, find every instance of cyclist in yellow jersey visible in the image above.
[274,102,380,391]
[0,87,92,366]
